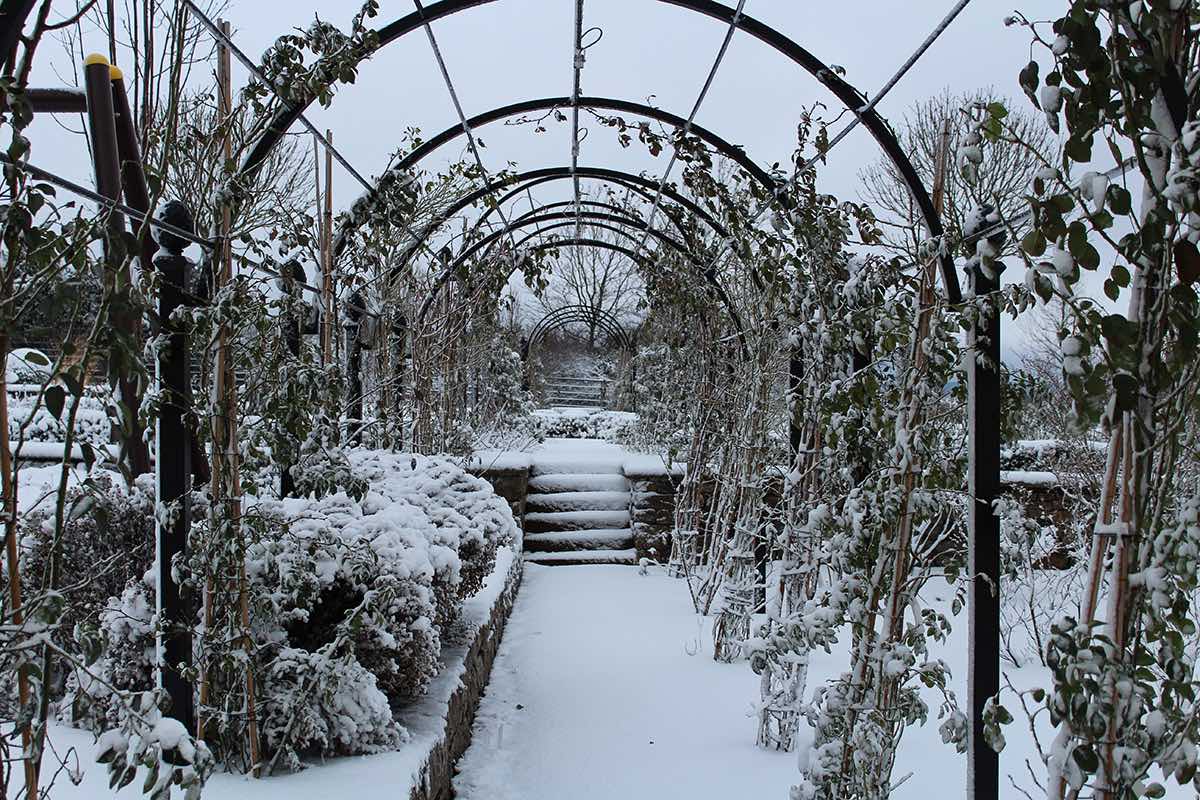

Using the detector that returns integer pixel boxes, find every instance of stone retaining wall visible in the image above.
[408,555,524,800]
[470,465,532,526]
[624,470,680,562]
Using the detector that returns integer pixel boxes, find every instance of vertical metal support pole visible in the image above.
[153,202,195,732]
[85,54,151,477]
[321,131,334,365]
[392,316,407,448]
[967,261,1001,800]
[345,292,364,445]
[279,259,304,497]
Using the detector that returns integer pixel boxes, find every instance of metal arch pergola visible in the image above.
[220,0,960,300]
[347,165,733,275]
[523,304,635,361]
[0,2,1002,798]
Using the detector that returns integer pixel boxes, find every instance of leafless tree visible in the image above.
[859,87,1054,260]
[538,221,644,346]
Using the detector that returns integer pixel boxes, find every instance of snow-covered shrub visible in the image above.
[259,649,405,770]
[248,493,443,706]
[8,395,109,445]
[20,472,155,635]
[62,571,158,732]
[531,407,638,442]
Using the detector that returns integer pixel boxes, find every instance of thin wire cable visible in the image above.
[700,0,973,282]
[180,0,372,192]
[570,0,586,239]
[632,0,748,257]
[182,1,438,290]
[0,154,382,321]
[411,0,523,277]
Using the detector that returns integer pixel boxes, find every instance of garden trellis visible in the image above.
[0,0,1011,797]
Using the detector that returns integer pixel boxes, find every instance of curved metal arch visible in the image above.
[520,237,749,358]
[442,211,721,305]
[524,304,635,360]
[389,96,778,198]
[353,165,730,276]
[502,199,692,241]
[238,0,958,301]
[421,212,714,328]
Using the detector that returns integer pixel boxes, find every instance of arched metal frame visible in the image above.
[422,210,739,327]
[506,199,692,241]
[234,0,959,301]
[345,165,731,273]
[520,236,748,357]
[0,6,997,794]
[523,304,635,361]
[470,171,729,243]
[387,95,779,202]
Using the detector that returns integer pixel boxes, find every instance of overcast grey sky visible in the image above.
[29,0,1078,358]
[221,0,1062,213]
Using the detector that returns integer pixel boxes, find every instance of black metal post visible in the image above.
[391,316,406,448]
[153,200,195,732]
[279,259,304,497]
[345,291,365,445]
[967,260,1002,800]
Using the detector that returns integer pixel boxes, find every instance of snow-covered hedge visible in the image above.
[531,408,637,441]
[8,395,109,446]
[58,450,520,772]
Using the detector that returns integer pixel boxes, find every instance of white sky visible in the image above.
[27,0,1085,359]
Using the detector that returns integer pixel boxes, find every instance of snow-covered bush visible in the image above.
[20,472,155,632]
[204,450,513,770]
[61,572,158,732]
[531,407,638,442]
[260,649,405,767]
[52,449,517,773]
[8,395,109,445]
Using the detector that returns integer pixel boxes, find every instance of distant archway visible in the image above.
[523,304,635,362]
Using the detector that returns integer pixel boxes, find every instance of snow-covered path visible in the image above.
[452,565,798,799]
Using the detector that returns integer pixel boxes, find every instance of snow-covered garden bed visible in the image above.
[13,449,525,796]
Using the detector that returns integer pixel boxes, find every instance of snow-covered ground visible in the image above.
[451,565,1162,800]
[453,563,798,799]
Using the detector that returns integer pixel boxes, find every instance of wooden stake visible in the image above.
[0,331,38,798]
[208,20,260,774]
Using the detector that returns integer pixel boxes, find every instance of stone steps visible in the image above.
[526,490,631,512]
[524,509,632,534]
[524,528,634,552]
[522,464,635,565]
[524,548,638,566]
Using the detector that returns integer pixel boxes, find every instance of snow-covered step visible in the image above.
[523,509,631,534]
[524,528,634,553]
[524,548,638,565]
[531,459,624,477]
[528,473,629,493]
[526,490,631,513]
